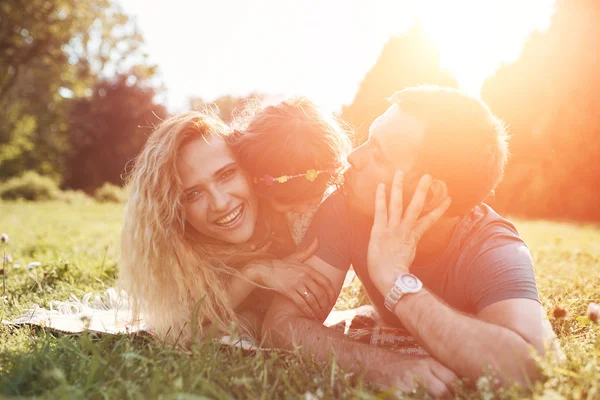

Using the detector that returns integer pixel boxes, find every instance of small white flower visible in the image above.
[0,233,8,244]
[27,261,41,270]
[304,393,319,400]
[13,264,21,269]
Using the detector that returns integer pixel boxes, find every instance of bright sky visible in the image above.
[120,0,556,113]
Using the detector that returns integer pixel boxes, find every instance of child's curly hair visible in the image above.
[227,97,352,206]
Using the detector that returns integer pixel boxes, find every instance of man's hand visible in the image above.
[367,171,451,294]
[368,356,458,398]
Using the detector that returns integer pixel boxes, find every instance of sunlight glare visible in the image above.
[413,0,555,96]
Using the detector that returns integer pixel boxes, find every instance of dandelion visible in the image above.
[587,302,600,323]
[27,261,41,270]
[0,233,8,244]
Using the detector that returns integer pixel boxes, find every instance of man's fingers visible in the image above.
[425,378,452,399]
[431,363,458,388]
[403,174,433,228]
[429,362,458,397]
[414,197,452,238]
[373,183,388,230]
[286,238,319,262]
[388,170,405,227]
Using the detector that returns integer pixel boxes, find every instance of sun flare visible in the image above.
[412,0,556,96]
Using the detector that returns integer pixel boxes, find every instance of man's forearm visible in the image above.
[263,310,400,379]
[393,290,538,386]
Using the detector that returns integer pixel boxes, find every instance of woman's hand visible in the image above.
[367,171,451,295]
[249,238,337,320]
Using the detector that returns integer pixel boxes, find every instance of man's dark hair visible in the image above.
[390,85,509,216]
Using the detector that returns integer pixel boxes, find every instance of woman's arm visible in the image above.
[225,239,337,319]
[225,262,269,310]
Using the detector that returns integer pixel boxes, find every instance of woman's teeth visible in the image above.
[215,205,243,227]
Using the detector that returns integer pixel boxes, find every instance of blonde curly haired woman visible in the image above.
[119,111,336,344]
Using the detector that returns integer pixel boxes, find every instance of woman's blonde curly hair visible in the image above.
[119,111,265,345]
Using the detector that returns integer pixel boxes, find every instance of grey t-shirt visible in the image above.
[303,190,540,326]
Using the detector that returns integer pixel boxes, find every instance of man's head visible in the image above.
[344,85,509,217]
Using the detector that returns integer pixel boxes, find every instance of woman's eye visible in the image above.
[186,190,202,201]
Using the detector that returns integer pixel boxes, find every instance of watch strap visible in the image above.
[384,282,404,312]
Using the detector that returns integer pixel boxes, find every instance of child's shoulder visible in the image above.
[287,186,340,246]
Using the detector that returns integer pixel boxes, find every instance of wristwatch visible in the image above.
[384,273,423,312]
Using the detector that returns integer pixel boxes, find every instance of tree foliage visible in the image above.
[0,0,155,182]
[64,73,167,191]
[342,25,458,144]
[344,8,600,221]
[482,0,600,220]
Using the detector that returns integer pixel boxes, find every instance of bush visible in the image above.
[94,182,126,203]
[60,190,93,204]
[0,171,62,201]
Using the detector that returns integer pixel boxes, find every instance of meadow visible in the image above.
[0,201,598,399]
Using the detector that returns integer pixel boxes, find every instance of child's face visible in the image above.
[267,192,324,214]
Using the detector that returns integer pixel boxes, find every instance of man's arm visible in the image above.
[365,172,547,387]
[261,255,458,397]
[391,291,544,387]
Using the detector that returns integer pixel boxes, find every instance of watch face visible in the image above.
[400,274,421,290]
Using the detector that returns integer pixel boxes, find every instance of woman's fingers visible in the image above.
[289,237,319,262]
[403,174,433,228]
[296,287,323,318]
[414,197,452,238]
[292,292,319,319]
[304,280,330,317]
[305,267,337,306]
[373,183,388,231]
[388,170,405,227]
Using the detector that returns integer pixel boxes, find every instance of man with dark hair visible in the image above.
[262,86,552,397]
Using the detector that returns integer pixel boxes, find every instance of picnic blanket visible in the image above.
[3,287,428,356]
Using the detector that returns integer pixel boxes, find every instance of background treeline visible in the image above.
[1,0,598,221]
[0,0,167,195]
[342,0,600,221]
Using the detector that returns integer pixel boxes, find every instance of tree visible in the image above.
[0,0,155,181]
[342,25,458,144]
[64,72,168,191]
[482,0,600,220]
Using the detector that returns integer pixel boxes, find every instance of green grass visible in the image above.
[1,201,599,399]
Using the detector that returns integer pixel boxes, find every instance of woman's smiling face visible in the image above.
[177,134,259,244]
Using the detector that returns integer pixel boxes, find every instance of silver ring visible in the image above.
[303,290,311,298]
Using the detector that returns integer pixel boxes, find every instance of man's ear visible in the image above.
[423,179,448,214]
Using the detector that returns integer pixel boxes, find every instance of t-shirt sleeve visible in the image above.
[300,192,352,272]
[466,225,540,313]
